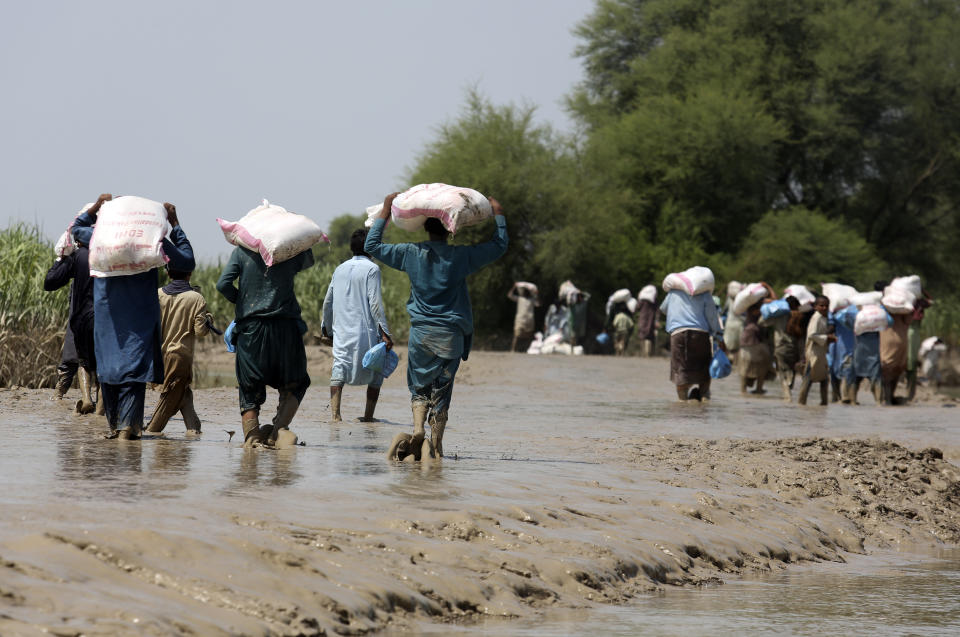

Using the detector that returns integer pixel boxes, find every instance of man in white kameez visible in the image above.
[322,229,394,422]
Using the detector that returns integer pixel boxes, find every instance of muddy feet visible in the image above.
[75,399,96,415]
[387,433,436,462]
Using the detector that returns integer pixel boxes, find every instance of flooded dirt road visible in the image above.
[2,349,959,635]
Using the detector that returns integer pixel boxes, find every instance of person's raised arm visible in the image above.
[71,193,112,245]
[216,249,242,304]
[466,197,508,273]
[160,203,196,273]
[507,284,519,302]
[758,281,777,300]
[364,192,409,271]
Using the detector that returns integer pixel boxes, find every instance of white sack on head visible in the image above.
[849,291,883,307]
[919,336,941,358]
[783,284,816,311]
[558,280,580,304]
[854,304,891,335]
[88,196,169,277]
[364,183,492,234]
[218,200,329,267]
[732,282,768,315]
[882,284,916,314]
[726,280,744,299]
[515,281,538,296]
[626,298,639,314]
[638,284,657,304]
[821,283,858,313]
[606,288,632,316]
[662,266,715,296]
[889,275,922,299]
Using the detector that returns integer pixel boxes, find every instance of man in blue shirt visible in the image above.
[659,289,725,401]
[366,192,507,460]
[72,194,196,439]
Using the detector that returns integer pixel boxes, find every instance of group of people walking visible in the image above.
[45,194,940,462]
[509,274,938,408]
[47,192,507,460]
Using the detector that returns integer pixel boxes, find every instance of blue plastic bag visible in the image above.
[362,342,400,378]
[760,298,791,321]
[595,332,611,345]
[709,346,732,379]
[224,320,237,353]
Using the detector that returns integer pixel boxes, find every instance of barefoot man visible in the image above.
[366,192,508,460]
[321,228,393,422]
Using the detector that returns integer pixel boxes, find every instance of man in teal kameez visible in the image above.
[217,245,314,447]
[366,193,507,460]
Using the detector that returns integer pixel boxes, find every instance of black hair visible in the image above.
[874,280,889,292]
[814,294,829,305]
[350,228,369,256]
[424,217,449,238]
[785,296,801,310]
[166,267,191,280]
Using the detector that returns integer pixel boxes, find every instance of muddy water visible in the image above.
[1,352,959,635]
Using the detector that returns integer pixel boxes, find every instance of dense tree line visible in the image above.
[327,0,960,340]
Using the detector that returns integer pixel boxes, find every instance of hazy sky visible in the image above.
[1,0,593,262]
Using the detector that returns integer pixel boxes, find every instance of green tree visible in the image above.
[730,207,886,290]
[570,0,960,291]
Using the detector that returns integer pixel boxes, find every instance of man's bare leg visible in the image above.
[411,401,428,454]
[359,386,380,422]
[330,385,343,422]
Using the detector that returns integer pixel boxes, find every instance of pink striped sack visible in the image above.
[88,196,169,277]
[662,266,715,297]
[218,200,329,267]
[732,282,769,315]
[364,183,493,234]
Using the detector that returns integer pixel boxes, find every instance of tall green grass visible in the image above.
[0,224,69,387]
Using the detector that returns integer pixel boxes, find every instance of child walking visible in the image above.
[146,265,213,435]
[798,295,836,405]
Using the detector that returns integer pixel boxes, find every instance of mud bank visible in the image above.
[1,353,959,635]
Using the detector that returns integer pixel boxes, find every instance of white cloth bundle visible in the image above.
[726,280,744,299]
[558,280,581,305]
[732,282,768,315]
[662,266,715,296]
[889,275,922,299]
[821,283,858,313]
[364,183,493,234]
[218,200,328,267]
[606,288,632,316]
[515,281,538,296]
[882,284,916,314]
[638,284,657,304]
[854,304,892,335]
[918,336,941,359]
[783,284,816,311]
[849,291,883,307]
[88,196,169,277]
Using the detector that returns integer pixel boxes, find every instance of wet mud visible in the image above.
[1,351,959,635]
